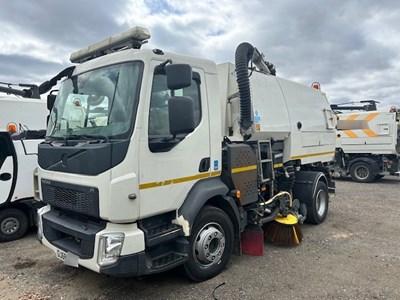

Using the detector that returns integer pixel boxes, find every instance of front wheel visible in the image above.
[183,206,234,282]
[0,208,29,242]
[350,162,375,183]
[304,181,329,224]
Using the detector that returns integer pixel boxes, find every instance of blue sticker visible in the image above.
[213,160,219,170]
[254,110,261,123]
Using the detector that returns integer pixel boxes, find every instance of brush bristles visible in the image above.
[264,221,303,246]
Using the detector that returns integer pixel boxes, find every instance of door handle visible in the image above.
[198,157,210,173]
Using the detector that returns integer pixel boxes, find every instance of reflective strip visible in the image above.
[347,114,359,120]
[364,112,379,121]
[363,129,378,137]
[343,130,358,138]
[290,151,335,160]
[139,171,221,190]
[231,165,257,174]
[274,163,283,168]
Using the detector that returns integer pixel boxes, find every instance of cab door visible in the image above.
[138,62,211,218]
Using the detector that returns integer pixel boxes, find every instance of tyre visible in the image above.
[183,206,234,282]
[350,162,375,183]
[304,181,329,224]
[0,208,29,242]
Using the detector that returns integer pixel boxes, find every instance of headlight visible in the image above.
[98,233,125,267]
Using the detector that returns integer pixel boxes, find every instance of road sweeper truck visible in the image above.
[0,85,47,242]
[36,27,336,281]
[331,100,400,182]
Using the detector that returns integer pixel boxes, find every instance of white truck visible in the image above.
[0,74,70,242]
[331,101,400,182]
[0,89,47,242]
[36,27,336,281]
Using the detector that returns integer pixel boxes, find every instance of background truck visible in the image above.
[0,84,47,242]
[36,27,336,281]
[0,74,68,242]
[331,100,400,182]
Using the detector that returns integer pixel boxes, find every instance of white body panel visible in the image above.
[11,140,42,201]
[336,111,399,155]
[0,96,46,205]
[218,63,336,164]
[0,96,47,131]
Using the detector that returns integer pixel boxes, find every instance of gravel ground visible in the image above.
[1,177,399,300]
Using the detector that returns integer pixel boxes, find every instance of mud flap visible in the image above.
[240,224,264,256]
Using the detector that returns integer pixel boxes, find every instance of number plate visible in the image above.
[56,249,67,261]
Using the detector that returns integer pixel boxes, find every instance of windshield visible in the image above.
[47,62,142,140]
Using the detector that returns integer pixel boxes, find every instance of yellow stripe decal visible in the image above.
[364,112,379,121]
[290,151,335,160]
[363,129,378,137]
[139,171,221,190]
[347,114,359,120]
[231,165,257,174]
[274,163,283,168]
[343,130,358,138]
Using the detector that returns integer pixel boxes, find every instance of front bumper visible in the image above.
[38,206,146,275]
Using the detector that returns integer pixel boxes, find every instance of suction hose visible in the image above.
[235,42,255,135]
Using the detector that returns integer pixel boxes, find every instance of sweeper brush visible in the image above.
[264,214,302,246]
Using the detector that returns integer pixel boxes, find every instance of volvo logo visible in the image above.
[41,179,51,185]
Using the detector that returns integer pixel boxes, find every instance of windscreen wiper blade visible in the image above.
[65,134,109,143]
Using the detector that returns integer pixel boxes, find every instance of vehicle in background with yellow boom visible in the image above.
[36,27,336,281]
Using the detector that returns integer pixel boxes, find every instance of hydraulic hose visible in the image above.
[235,42,254,133]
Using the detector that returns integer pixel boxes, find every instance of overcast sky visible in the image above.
[0,0,399,110]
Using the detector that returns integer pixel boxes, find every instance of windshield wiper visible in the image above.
[65,134,109,143]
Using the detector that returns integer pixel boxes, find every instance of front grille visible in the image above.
[41,179,99,218]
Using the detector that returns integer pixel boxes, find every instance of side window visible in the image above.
[148,72,201,152]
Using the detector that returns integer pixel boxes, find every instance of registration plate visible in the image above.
[56,249,67,261]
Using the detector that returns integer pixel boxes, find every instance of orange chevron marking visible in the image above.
[346,114,359,120]
[364,112,379,121]
[363,129,378,137]
[343,130,358,138]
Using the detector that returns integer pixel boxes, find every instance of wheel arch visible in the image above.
[177,177,243,238]
[292,170,328,202]
[348,157,380,175]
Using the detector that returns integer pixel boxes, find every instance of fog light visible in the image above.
[98,233,125,266]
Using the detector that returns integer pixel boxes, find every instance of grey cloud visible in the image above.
[0,54,66,84]
[0,0,127,48]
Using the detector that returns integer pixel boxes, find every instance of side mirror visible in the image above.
[168,96,195,135]
[47,93,57,111]
[166,64,192,90]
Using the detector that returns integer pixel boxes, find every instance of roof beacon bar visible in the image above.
[70,26,151,64]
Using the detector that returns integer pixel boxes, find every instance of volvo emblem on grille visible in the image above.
[41,179,51,185]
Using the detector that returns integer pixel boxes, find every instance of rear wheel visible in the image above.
[304,181,329,224]
[350,162,375,183]
[183,206,234,282]
[0,208,29,242]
